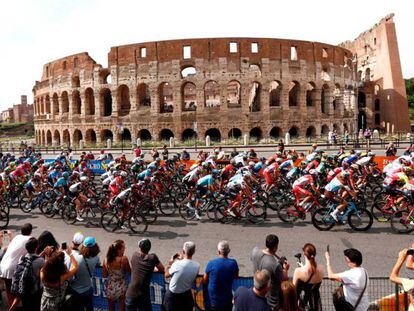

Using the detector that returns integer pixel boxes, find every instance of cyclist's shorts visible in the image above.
[325,182,342,193]
[292,186,310,198]
[184,179,196,189]
[196,185,207,197]
[263,171,274,185]
[68,191,78,199]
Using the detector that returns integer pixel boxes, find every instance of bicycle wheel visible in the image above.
[39,201,57,218]
[20,197,32,213]
[85,206,101,227]
[311,207,336,231]
[277,201,297,223]
[62,204,77,225]
[390,209,414,234]
[0,208,9,229]
[128,212,148,234]
[348,208,373,231]
[101,211,120,232]
[247,200,267,224]
[179,201,196,220]
[215,200,233,224]
[140,202,158,224]
[370,193,392,222]
[158,195,176,215]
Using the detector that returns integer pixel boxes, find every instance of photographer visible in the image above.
[163,241,200,311]
[325,248,369,311]
[389,248,414,309]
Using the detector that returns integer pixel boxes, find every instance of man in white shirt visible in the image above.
[164,241,200,311]
[0,223,33,306]
[325,248,369,311]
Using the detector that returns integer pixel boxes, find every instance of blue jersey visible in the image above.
[54,177,68,189]
[197,174,214,187]
[137,169,152,181]
[253,162,263,173]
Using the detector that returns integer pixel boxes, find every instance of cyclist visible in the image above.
[53,172,70,210]
[192,171,219,220]
[68,175,95,221]
[263,159,280,191]
[109,170,127,198]
[24,173,42,207]
[292,169,319,211]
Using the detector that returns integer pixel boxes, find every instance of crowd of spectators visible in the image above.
[0,225,412,311]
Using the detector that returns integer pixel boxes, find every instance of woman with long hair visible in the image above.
[103,240,131,311]
[279,280,301,311]
[293,243,323,311]
[37,231,59,257]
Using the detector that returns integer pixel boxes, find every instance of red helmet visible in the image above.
[81,161,87,167]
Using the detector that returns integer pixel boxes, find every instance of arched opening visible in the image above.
[228,128,242,139]
[321,124,329,135]
[306,82,316,107]
[343,123,349,132]
[73,129,83,145]
[160,129,174,141]
[248,82,261,112]
[288,81,300,106]
[61,91,69,113]
[100,88,112,116]
[182,82,197,111]
[249,127,262,141]
[52,93,59,114]
[85,129,97,144]
[85,88,95,115]
[321,84,330,114]
[46,130,52,146]
[72,90,81,115]
[205,128,221,142]
[182,129,198,141]
[40,98,44,115]
[375,113,380,125]
[204,81,220,108]
[101,129,114,141]
[181,66,196,78]
[45,95,51,114]
[72,76,80,88]
[374,84,380,96]
[117,85,130,116]
[365,68,371,82]
[53,130,60,145]
[62,129,70,146]
[99,69,111,84]
[227,80,241,108]
[269,81,281,107]
[357,71,362,81]
[138,129,152,141]
[41,130,46,145]
[121,128,132,141]
[270,127,281,139]
[159,82,174,113]
[137,83,151,107]
[306,126,316,138]
[289,126,299,138]
[374,99,380,111]
[358,91,366,109]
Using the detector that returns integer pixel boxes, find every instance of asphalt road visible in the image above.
[6,206,413,278]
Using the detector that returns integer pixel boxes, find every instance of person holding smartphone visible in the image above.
[390,248,414,309]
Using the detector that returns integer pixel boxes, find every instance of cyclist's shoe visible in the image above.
[120,224,127,230]
[76,215,84,222]
[195,210,202,220]
[228,210,237,218]
[186,202,192,209]
[330,212,338,222]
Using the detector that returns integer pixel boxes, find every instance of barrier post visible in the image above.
[395,283,399,311]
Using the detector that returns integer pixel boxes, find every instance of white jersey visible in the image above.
[233,154,246,166]
[356,156,371,166]
[102,176,114,186]
[69,182,82,193]
[116,188,131,200]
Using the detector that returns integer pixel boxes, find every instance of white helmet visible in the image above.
[80,176,89,182]
[120,171,128,177]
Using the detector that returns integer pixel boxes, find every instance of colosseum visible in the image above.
[33,14,410,147]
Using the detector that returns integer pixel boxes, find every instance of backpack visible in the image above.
[11,254,38,297]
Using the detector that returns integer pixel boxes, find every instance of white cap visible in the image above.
[73,232,84,245]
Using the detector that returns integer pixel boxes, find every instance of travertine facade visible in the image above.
[33,15,409,146]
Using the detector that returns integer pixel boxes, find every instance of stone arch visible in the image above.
[101,129,114,141]
[99,69,111,84]
[137,83,151,107]
[228,128,242,139]
[321,84,330,114]
[159,82,174,113]
[288,126,299,138]
[85,129,97,144]
[205,128,221,142]
[73,129,83,145]
[40,97,44,114]
[61,91,69,113]
[62,129,70,146]
[321,124,329,135]
[182,129,198,141]
[333,124,339,132]
[117,85,131,116]
[45,95,51,114]
[306,126,316,138]
[227,80,241,107]
[204,80,220,108]
[270,127,281,139]
[249,64,261,77]
[160,129,174,141]
[249,82,261,112]
[41,130,46,145]
[269,81,281,107]
[249,127,262,141]
[374,84,380,96]
[85,88,95,115]
[288,81,300,106]
[52,93,59,114]
[100,88,112,117]
[375,113,380,125]
[138,129,152,141]
[53,130,61,145]
[306,82,316,107]
[72,90,81,115]
[182,82,197,111]
[46,130,52,146]
[121,128,132,141]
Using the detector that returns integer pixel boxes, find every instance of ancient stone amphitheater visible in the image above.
[33,15,410,147]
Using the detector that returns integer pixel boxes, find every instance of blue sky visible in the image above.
[0,0,413,110]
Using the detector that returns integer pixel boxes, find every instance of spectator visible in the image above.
[344,130,350,146]
[248,148,257,158]
[293,243,323,311]
[278,139,285,153]
[217,147,225,160]
[231,148,239,158]
[37,231,59,257]
[150,148,159,160]
[0,230,13,261]
[126,238,164,311]
[385,142,397,156]
[0,223,33,306]
[10,237,46,311]
[181,149,190,161]
[279,280,300,311]
[69,236,101,311]
[164,241,200,311]
[325,248,369,311]
[390,248,414,309]
[41,250,78,311]
[203,241,239,311]
[251,234,289,309]
[162,145,169,161]
[233,270,271,311]
[197,150,206,161]
[104,240,130,311]
[133,145,142,158]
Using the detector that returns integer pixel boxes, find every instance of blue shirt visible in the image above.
[197,174,214,187]
[54,177,67,189]
[70,250,100,294]
[137,169,152,181]
[234,287,270,311]
[205,257,239,308]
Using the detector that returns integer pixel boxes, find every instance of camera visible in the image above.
[407,249,414,256]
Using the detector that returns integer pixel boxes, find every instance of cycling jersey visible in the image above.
[344,154,359,165]
[292,175,314,188]
[137,169,152,181]
[280,160,294,170]
[197,174,214,187]
[54,177,68,189]
[253,162,263,174]
[226,174,246,189]
[115,188,131,200]
[183,169,200,183]
[69,182,82,193]
[102,176,114,186]
[325,177,348,193]
[356,156,372,166]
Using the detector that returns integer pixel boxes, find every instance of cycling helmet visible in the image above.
[81,161,87,167]
[62,172,70,179]
[120,171,128,177]
[350,164,359,171]
[367,152,375,157]
[342,162,350,169]
[248,161,255,167]
[80,176,89,182]
[230,159,236,165]
[155,157,161,163]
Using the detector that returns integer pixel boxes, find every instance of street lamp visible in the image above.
[118,123,124,153]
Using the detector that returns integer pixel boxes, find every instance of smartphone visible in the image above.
[3,230,7,234]
[327,245,330,253]
[173,253,180,260]
[407,249,414,256]
[61,242,67,250]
